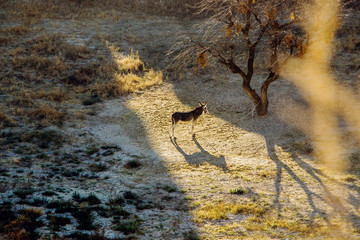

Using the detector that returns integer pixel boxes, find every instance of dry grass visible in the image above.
[193,201,266,222]
[32,88,68,102]
[241,213,341,238]
[115,50,144,73]
[1,25,30,35]
[2,0,201,21]
[0,111,17,128]
[10,90,36,107]
[95,68,163,97]
[12,55,67,76]
[115,69,163,93]
[27,104,66,126]
[3,208,44,240]
[0,37,10,46]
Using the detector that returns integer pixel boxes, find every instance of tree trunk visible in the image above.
[241,72,278,116]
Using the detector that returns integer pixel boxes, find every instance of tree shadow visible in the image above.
[170,134,228,171]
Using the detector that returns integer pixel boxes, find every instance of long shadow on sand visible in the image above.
[170,78,357,228]
[170,134,228,171]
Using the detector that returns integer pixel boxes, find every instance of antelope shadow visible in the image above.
[170,134,228,171]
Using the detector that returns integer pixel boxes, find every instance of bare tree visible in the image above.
[168,0,307,116]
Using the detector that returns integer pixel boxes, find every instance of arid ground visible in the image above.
[0,1,360,239]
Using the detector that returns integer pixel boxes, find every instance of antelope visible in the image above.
[170,101,208,137]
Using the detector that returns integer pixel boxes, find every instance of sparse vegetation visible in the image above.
[90,162,108,172]
[73,208,96,230]
[47,214,72,231]
[124,159,142,169]
[13,187,36,199]
[229,188,246,195]
[113,218,142,235]
[3,208,44,240]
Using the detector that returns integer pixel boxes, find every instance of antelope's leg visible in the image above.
[172,123,176,137]
[191,121,194,133]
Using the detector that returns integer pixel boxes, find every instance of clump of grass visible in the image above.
[85,192,102,205]
[12,55,67,76]
[28,197,48,206]
[112,218,142,235]
[47,214,71,231]
[194,202,266,222]
[0,202,16,231]
[193,202,232,221]
[23,129,64,148]
[42,190,57,196]
[183,230,200,240]
[110,207,131,218]
[124,160,141,169]
[29,33,65,55]
[46,200,76,213]
[72,191,81,201]
[32,87,67,103]
[1,25,30,35]
[10,91,36,107]
[115,50,144,73]
[27,104,65,126]
[90,162,108,172]
[4,208,43,240]
[163,185,178,193]
[229,188,247,195]
[61,169,80,178]
[13,187,36,199]
[114,69,163,94]
[29,33,90,59]
[82,94,102,106]
[231,202,267,217]
[73,208,95,230]
[0,37,10,46]
[243,215,319,236]
[123,191,138,200]
[86,145,99,155]
[73,192,102,205]
[63,66,95,86]
[108,195,125,207]
[0,111,17,128]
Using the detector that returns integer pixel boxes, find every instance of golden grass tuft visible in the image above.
[231,202,267,217]
[193,201,266,222]
[116,69,163,93]
[116,50,144,72]
[95,68,163,97]
[193,202,231,221]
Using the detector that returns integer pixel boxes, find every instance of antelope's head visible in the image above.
[199,101,208,114]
